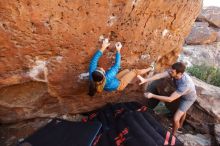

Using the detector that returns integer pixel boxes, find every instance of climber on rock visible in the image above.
[88,38,153,96]
[137,62,197,136]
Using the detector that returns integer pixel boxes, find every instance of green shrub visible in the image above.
[187,64,220,87]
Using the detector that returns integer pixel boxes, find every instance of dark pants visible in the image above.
[146,79,180,113]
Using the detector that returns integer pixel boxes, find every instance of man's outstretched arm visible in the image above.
[144,91,182,102]
[138,71,169,85]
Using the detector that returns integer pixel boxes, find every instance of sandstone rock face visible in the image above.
[0,0,202,123]
[198,6,220,28]
[0,82,60,123]
[185,22,217,45]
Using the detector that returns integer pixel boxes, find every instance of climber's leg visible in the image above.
[117,69,130,80]
[117,68,152,91]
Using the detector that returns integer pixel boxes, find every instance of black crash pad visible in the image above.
[84,102,183,146]
[18,119,102,146]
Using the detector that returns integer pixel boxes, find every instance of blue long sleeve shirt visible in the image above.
[89,50,121,91]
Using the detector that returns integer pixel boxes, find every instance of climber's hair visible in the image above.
[88,80,96,96]
[171,62,186,74]
[92,71,104,82]
[88,71,104,96]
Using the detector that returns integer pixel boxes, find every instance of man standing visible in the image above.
[138,62,197,135]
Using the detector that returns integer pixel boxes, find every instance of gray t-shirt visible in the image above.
[169,72,197,101]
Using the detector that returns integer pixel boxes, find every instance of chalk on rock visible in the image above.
[79,72,90,80]
[99,35,105,42]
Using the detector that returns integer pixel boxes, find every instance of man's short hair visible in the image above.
[171,62,186,74]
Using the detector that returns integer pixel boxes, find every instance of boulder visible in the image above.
[185,22,217,45]
[179,42,220,68]
[0,0,202,123]
[178,134,211,146]
[217,31,220,42]
[186,77,220,134]
[197,6,220,28]
[214,124,220,145]
[191,77,220,121]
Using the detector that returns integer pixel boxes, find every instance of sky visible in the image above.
[203,0,220,7]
